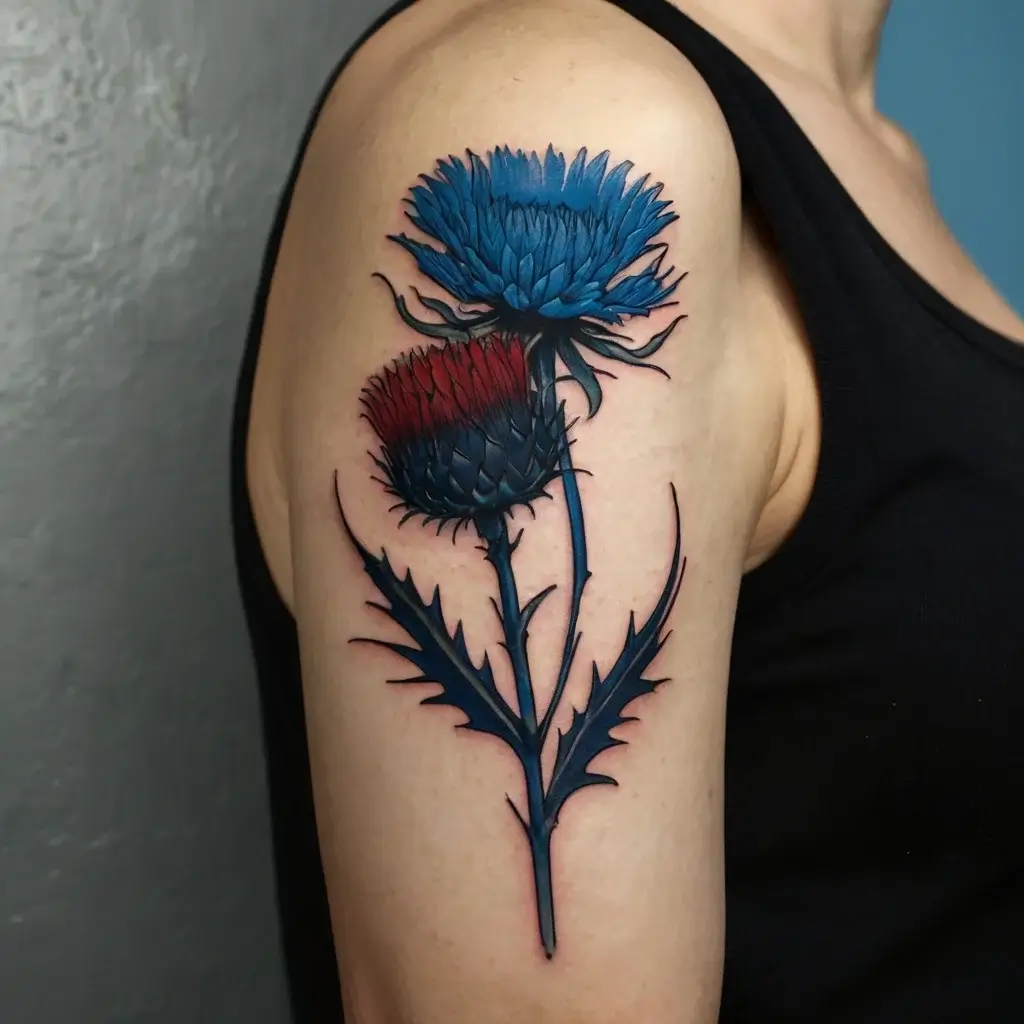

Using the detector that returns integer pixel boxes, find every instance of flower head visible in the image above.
[390,146,681,326]
[362,335,565,531]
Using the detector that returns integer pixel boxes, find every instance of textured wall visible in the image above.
[0,1,1019,1023]
[0,0,388,1021]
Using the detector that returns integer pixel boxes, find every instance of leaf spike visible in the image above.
[565,631,583,668]
[505,795,530,836]
[350,636,403,653]
[519,584,558,637]
[334,474,525,753]
[541,483,685,823]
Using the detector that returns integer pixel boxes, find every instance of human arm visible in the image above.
[267,5,781,1020]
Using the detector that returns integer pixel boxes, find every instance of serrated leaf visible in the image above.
[544,486,685,826]
[336,487,524,755]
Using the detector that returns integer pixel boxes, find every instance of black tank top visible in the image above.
[230,2,1024,1020]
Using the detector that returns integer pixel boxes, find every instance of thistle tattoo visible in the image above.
[335,146,687,958]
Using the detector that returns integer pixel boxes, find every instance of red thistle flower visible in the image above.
[361,334,565,530]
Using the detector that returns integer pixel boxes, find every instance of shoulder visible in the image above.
[319,0,740,203]
[289,0,747,372]
[251,1,783,601]
[343,0,722,96]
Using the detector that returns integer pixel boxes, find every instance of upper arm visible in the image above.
[270,5,779,1021]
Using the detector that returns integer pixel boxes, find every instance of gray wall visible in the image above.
[0,0,390,1021]
[0,2,1019,1023]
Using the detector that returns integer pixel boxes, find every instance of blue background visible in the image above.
[880,0,1023,312]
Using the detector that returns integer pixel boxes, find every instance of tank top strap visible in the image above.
[608,0,896,607]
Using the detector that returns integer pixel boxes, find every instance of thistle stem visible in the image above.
[535,345,590,745]
[477,513,557,958]
[478,515,539,732]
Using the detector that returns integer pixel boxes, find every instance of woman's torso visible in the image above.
[237,1,1024,1019]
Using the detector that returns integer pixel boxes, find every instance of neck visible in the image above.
[680,0,891,104]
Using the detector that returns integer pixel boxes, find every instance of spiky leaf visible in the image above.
[337,487,524,755]
[544,487,685,826]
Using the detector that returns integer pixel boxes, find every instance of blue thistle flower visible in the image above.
[390,146,680,324]
[377,146,688,415]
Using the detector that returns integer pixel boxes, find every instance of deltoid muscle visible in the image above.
[335,145,688,958]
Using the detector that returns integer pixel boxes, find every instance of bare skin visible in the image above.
[685,0,1023,344]
[244,2,1022,1019]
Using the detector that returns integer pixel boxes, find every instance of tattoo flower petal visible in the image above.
[389,145,682,325]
